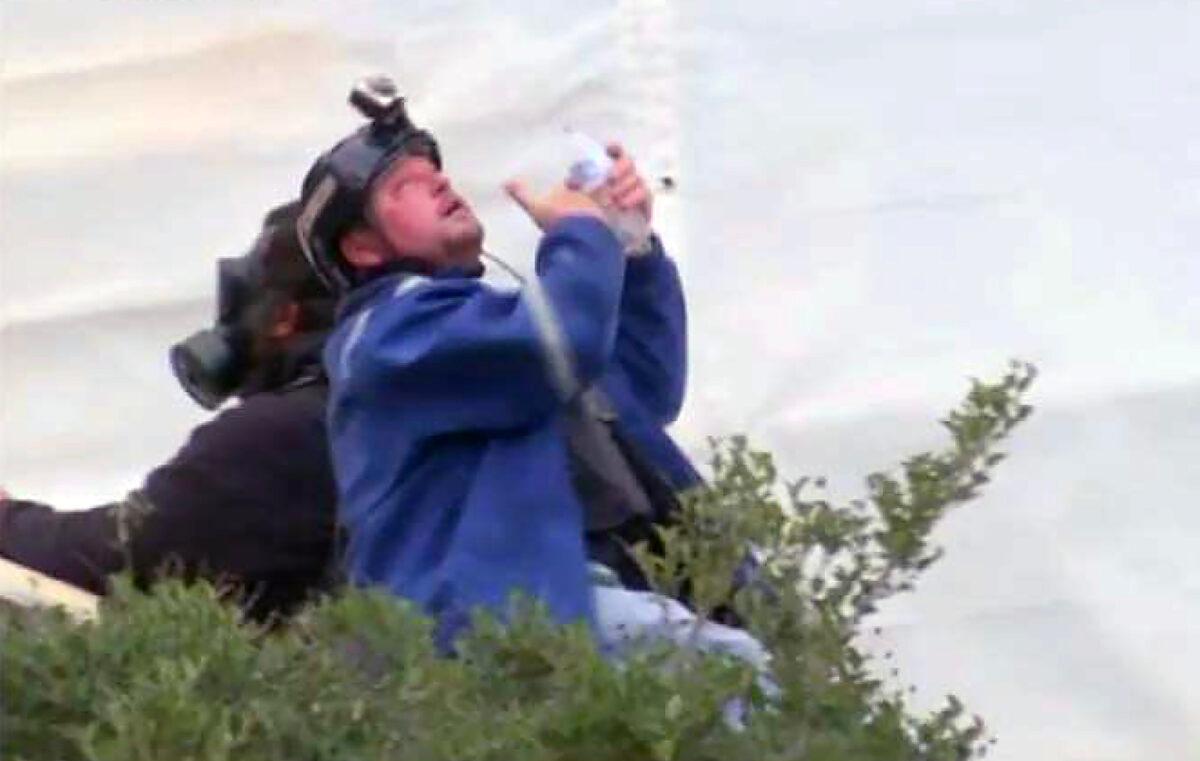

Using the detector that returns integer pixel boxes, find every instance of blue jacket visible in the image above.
[323,215,699,642]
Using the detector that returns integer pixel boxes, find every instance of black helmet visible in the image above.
[297,76,442,292]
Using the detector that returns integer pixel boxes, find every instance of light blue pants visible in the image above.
[589,564,778,726]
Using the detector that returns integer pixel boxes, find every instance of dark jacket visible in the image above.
[0,376,339,620]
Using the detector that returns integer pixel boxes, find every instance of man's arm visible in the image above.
[0,497,127,594]
[0,393,336,602]
[592,142,688,426]
[341,216,626,435]
[611,237,689,426]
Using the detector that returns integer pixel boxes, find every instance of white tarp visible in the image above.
[2,2,1196,758]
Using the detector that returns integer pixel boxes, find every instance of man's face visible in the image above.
[362,155,484,270]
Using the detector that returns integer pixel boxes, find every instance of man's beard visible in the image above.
[374,226,485,277]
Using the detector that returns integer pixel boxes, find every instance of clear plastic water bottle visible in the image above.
[565,128,652,254]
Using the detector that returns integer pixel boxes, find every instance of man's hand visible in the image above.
[603,142,653,226]
[505,140,652,235]
[505,181,604,231]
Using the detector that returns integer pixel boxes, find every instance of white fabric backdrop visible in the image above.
[2,2,1196,758]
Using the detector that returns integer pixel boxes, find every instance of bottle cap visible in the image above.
[566,128,613,192]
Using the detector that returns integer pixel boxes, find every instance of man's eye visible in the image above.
[392,175,431,192]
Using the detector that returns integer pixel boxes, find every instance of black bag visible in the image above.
[566,389,682,589]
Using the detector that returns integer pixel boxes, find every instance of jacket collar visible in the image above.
[336,260,485,321]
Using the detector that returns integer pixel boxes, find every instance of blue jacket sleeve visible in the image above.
[610,236,689,425]
[348,216,626,435]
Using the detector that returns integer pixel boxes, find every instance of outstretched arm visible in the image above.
[0,494,125,594]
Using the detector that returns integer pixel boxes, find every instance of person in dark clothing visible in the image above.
[0,202,340,620]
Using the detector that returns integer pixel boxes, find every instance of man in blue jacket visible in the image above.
[297,78,699,644]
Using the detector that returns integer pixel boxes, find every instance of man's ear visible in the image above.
[338,226,388,269]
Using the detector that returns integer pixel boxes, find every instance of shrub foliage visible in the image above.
[1,363,1035,760]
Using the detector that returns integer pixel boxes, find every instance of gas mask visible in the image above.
[169,252,263,410]
[297,75,442,293]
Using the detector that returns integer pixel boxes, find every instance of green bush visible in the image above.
[0,363,1035,761]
